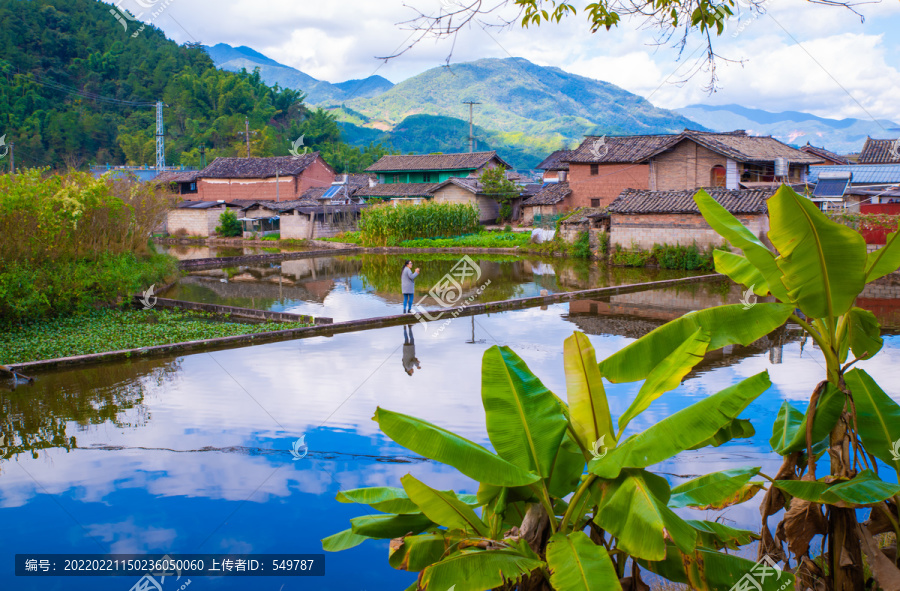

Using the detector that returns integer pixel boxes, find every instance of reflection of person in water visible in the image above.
[402,324,421,376]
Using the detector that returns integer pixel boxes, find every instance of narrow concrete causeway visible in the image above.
[10,273,724,373]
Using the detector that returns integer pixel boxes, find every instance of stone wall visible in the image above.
[432,185,500,222]
[567,162,651,209]
[610,212,768,250]
[281,211,359,240]
[167,206,238,237]
[653,141,727,190]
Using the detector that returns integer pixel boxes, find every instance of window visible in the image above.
[590,164,599,176]
[590,199,601,207]
[711,165,727,187]
[422,172,432,183]
[185,182,197,194]
[392,174,401,183]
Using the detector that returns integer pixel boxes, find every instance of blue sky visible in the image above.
[118,0,900,123]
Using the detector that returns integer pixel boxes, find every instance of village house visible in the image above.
[857,137,900,164]
[534,150,572,182]
[559,130,823,210]
[166,200,243,237]
[801,143,851,165]
[191,153,335,202]
[607,187,776,251]
[521,182,572,226]
[154,170,201,195]
[353,182,437,204]
[364,151,513,185]
[280,204,365,240]
[808,164,900,211]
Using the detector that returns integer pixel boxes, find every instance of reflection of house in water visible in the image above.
[858,275,900,331]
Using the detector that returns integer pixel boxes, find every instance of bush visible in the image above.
[610,243,653,267]
[572,230,592,259]
[498,203,512,223]
[215,210,243,237]
[504,224,512,232]
[358,201,479,246]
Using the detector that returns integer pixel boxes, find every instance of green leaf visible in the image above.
[546,531,622,591]
[401,475,490,537]
[847,307,883,361]
[617,327,710,436]
[481,346,568,477]
[418,547,544,591]
[349,513,434,539]
[590,372,771,480]
[563,331,616,450]
[337,486,478,514]
[712,250,770,295]
[866,228,900,282]
[845,369,900,474]
[595,468,697,561]
[687,520,759,551]
[321,528,371,552]
[669,467,762,509]
[775,469,900,507]
[769,384,846,455]
[598,304,793,383]
[373,408,540,487]
[547,430,588,498]
[388,531,465,572]
[767,185,867,318]
[641,545,794,590]
[694,188,790,301]
[688,418,755,449]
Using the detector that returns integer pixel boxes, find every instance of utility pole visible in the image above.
[245,117,250,158]
[155,101,165,170]
[199,145,206,169]
[462,101,481,153]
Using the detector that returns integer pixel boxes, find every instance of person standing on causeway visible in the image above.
[401,260,420,314]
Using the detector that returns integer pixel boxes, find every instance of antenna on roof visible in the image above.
[462,101,482,153]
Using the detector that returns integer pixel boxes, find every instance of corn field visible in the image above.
[0,169,175,266]
[358,201,479,246]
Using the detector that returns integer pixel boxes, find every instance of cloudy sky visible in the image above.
[133,0,900,122]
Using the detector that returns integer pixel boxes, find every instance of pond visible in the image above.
[161,253,708,321]
[2,275,898,590]
[156,244,314,261]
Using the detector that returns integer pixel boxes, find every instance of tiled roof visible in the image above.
[199,153,324,179]
[523,182,572,206]
[536,150,572,171]
[802,143,850,165]
[155,170,200,184]
[354,183,439,198]
[365,151,511,172]
[431,177,482,194]
[521,183,543,197]
[607,187,775,215]
[175,200,240,209]
[808,165,900,185]
[568,130,823,165]
[561,206,609,224]
[857,138,900,164]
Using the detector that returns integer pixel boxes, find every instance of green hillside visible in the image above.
[336,57,702,163]
[0,0,387,172]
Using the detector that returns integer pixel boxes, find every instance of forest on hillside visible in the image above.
[0,0,390,172]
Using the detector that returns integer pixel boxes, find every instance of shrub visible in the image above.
[498,203,512,223]
[504,224,512,232]
[215,210,243,237]
[572,230,592,259]
[610,243,653,267]
[358,201,479,246]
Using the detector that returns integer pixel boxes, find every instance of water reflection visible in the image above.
[402,325,422,377]
[154,244,312,260]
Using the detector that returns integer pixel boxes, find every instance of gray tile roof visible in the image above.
[175,200,240,209]
[536,150,573,171]
[608,187,775,215]
[857,138,900,164]
[354,183,439,198]
[801,143,850,165]
[199,153,325,179]
[365,151,511,172]
[523,182,572,206]
[154,170,200,184]
[567,134,674,164]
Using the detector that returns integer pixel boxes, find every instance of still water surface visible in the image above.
[2,261,898,590]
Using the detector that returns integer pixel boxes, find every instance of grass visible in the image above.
[322,230,529,249]
[0,308,314,364]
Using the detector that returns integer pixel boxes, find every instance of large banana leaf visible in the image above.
[688,418,755,449]
[687,520,758,551]
[563,331,616,450]
[547,430,588,498]
[866,229,900,283]
[337,486,479,514]
[546,531,622,591]
[617,327,710,437]
[844,369,900,474]
[321,528,371,552]
[641,544,795,591]
[590,372,771,480]
[774,469,900,507]
[767,185,867,318]
[388,531,466,572]
[350,513,435,538]
[694,188,790,302]
[594,468,697,561]
[481,346,569,477]
[669,467,762,509]
[598,304,793,383]
[713,250,770,295]
[845,307,883,361]
[769,384,846,455]
[418,546,545,591]
[373,408,540,487]
[401,475,490,537]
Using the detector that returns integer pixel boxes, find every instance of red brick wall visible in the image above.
[192,157,335,202]
[567,163,650,208]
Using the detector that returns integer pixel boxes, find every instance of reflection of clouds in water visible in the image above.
[85,517,177,554]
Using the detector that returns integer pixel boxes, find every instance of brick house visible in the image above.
[193,153,335,202]
[535,150,572,182]
[521,182,572,225]
[365,151,513,184]
[607,187,776,251]
[857,137,900,164]
[561,130,823,209]
[166,201,243,237]
[154,170,201,195]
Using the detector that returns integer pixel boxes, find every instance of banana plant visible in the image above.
[323,325,795,590]
[692,185,900,591]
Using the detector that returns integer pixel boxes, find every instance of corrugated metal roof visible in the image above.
[809,165,900,185]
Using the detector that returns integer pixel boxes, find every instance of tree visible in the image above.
[481,166,521,223]
[215,210,243,237]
